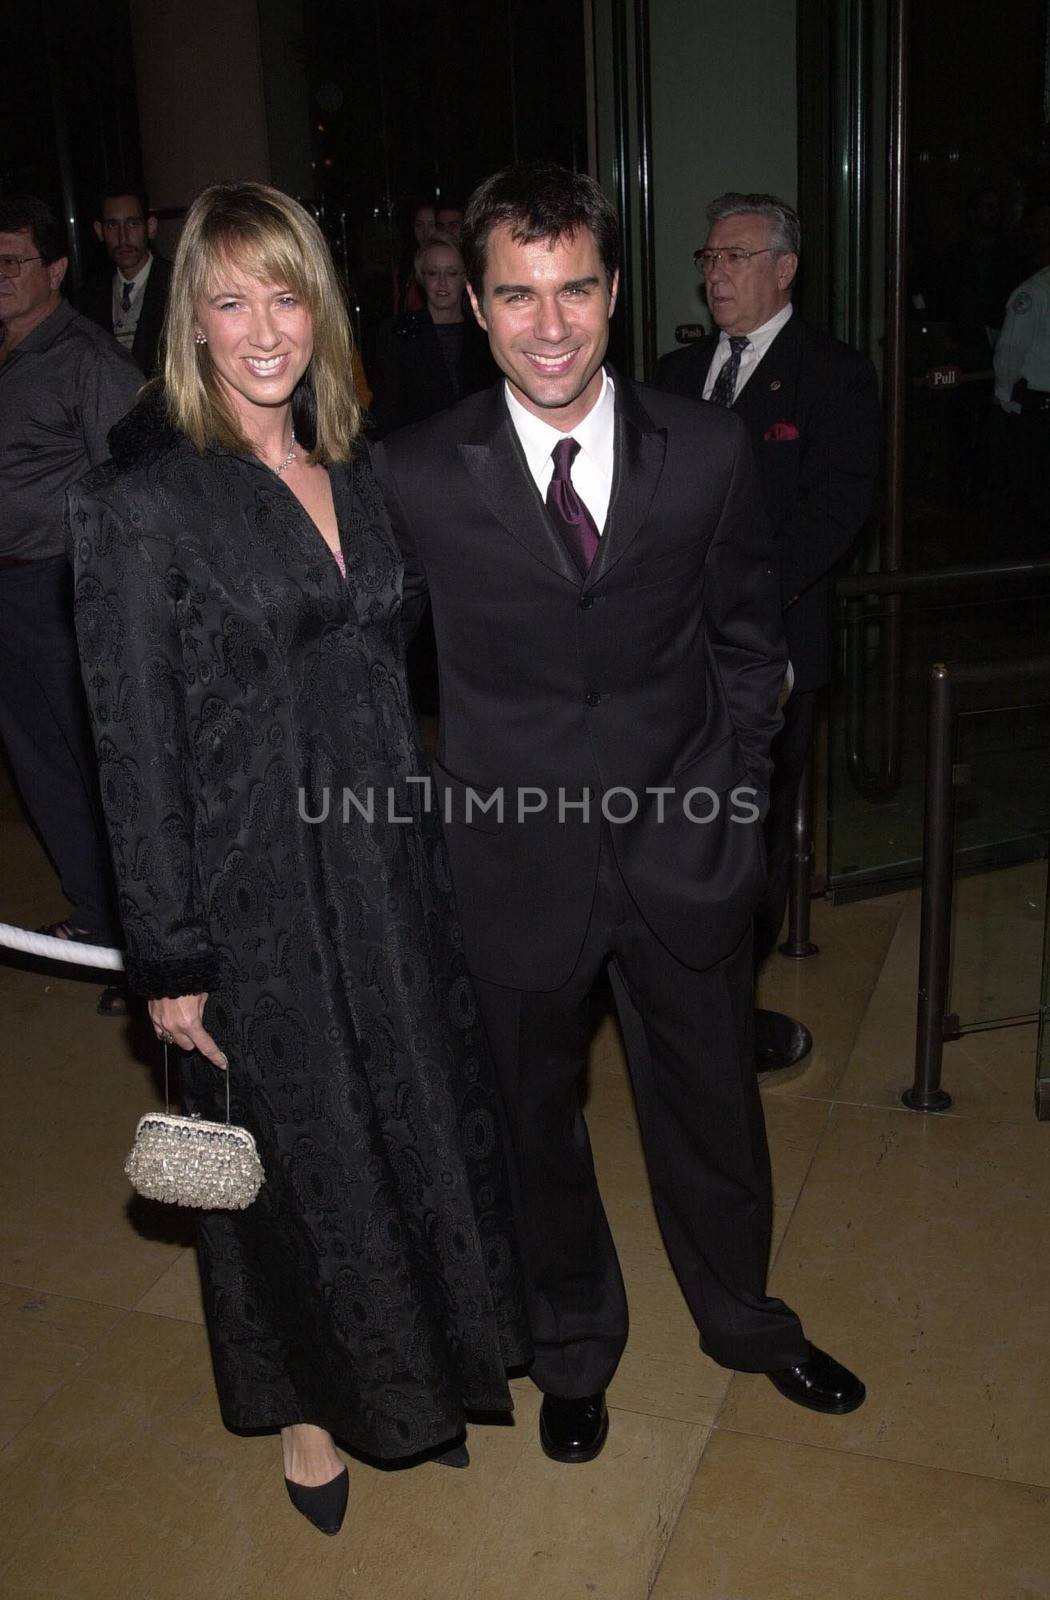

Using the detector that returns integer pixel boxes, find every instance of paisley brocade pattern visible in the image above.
[69,403,530,1457]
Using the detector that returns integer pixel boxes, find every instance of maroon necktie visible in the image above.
[546,437,600,575]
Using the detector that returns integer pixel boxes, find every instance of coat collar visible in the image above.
[456,367,667,587]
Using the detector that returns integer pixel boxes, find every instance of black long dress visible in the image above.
[68,396,530,1459]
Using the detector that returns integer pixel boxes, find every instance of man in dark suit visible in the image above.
[373,164,864,1466]
[77,183,171,376]
[656,193,880,1073]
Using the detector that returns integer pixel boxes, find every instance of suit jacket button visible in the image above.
[585,692,602,707]
[578,595,594,609]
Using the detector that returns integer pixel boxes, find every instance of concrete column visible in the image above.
[129,0,272,250]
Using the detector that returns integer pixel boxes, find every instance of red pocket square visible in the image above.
[764,420,800,441]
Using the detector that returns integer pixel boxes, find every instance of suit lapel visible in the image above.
[586,373,667,589]
[457,389,580,584]
[733,314,803,435]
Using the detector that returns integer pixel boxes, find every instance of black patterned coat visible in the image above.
[67,396,530,1456]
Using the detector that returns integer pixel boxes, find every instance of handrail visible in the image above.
[838,557,1050,600]
[838,558,1050,799]
[905,654,1050,1114]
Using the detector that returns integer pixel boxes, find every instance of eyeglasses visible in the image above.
[693,247,775,275]
[0,254,44,279]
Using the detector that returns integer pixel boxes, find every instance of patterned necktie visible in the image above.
[120,279,133,314]
[709,334,749,407]
[546,437,600,575]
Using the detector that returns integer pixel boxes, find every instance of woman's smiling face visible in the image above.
[196,264,314,425]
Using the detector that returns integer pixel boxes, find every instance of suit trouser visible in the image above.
[753,688,818,966]
[0,556,118,939]
[472,830,809,1399]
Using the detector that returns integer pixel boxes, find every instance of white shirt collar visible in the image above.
[504,367,617,534]
[505,367,615,476]
[117,253,154,290]
[718,300,793,360]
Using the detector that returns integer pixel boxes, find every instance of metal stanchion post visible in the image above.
[779,747,819,959]
[905,662,954,1111]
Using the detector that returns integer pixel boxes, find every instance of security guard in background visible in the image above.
[994,262,1050,546]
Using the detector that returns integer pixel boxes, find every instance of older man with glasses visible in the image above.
[0,195,140,1010]
[657,192,880,1075]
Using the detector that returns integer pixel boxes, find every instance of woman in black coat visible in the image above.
[370,232,496,437]
[68,183,529,1535]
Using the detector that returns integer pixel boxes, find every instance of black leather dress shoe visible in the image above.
[767,1345,865,1414]
[539,1392,609,1463]
[755,1008,813,1074]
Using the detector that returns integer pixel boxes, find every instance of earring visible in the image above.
[194,332,207,346]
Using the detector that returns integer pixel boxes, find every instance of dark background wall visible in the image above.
[908,0,1049,258]
[3,0,144,292]
[302,0,587,350]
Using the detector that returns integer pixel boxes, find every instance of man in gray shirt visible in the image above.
[0,195,141,1009]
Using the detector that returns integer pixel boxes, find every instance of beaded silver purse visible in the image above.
[124,1045,264,1210]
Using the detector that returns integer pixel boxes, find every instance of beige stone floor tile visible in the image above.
[0,1287,125,1448]
[719,1102,1050,1487]
[135,1248,205,1324]
[755,892,907,1103]
[1,968,185,1306]
[836,890,1041,1122]
[0,1310,706,1600]
[650,1430,1050,1600]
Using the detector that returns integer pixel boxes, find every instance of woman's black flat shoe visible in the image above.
[284,1466,349,1534]
[434,1443,469,1467]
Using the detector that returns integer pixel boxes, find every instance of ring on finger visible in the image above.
[157,1028,176,1046]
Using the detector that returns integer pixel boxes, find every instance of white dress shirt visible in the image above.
[702,302,794,404]
[111,253,154,351]
[505,367,616,533]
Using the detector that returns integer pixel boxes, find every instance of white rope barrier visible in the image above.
[0,922,124,971]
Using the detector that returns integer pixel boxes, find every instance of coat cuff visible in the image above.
[125,950,222,999]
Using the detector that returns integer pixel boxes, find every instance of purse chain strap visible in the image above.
[163,1042,232,1123]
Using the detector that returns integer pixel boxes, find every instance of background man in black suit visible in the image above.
[656,193,880,1074]
[374,164,864,1467]
[77,183,171,376]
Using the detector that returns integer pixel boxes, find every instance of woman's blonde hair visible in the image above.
[164,182,360,462]
[413,229,464,285]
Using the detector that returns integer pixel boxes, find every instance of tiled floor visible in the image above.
[1,778,1048,1599]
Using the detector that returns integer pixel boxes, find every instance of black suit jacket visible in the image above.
[370,310,497,436]
[76,253,171,378]
[655,314,879,691]
[372,373,785,990]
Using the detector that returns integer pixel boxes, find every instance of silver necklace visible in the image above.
[272,434,297,476]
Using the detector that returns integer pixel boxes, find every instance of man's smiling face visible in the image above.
[469,224,618,433]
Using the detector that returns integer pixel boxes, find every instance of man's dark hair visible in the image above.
[96,180,151,220]
[461,162,620,293]
[0,194,65,262]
